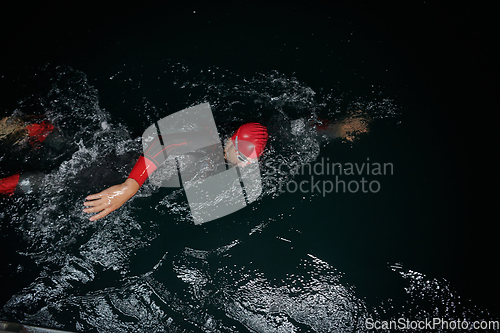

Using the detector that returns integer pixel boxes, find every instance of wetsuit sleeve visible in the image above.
[26,121,55,146]
[128,155,158,187]
[0,173,20,196]
[128,130,215,187]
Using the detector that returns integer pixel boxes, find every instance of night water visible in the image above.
[1,2,497,332]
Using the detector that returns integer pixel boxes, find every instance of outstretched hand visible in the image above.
[83,178,140,221]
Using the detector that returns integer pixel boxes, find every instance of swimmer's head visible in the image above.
[224,122,268,166]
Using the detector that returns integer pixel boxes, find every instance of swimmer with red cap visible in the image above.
[83,122,269,221]
[224,122,268,166]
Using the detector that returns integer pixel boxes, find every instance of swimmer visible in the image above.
[1,110,369,206]
[0,114,59,196]
[0,115,55,148]
[83,122,269,221]
[83,112,371,221]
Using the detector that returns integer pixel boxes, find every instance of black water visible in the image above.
[1,2,496,332]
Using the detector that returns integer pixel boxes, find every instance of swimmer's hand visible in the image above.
[83,178,140,221]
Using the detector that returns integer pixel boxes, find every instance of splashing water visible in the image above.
[3,63,491,333]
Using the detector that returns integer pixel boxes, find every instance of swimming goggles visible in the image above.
[234,137,251,165]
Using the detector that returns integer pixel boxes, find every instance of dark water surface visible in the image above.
[1,2,496,332]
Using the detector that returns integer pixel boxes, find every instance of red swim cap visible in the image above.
[231,122,268,159]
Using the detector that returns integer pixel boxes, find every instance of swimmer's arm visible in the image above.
[83,178,140,221]
[317,113,371,142]
[82,131,195,221]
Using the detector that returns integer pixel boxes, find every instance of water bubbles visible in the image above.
[1,62,406,333]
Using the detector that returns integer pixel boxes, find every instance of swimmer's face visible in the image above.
[224,138,256,167]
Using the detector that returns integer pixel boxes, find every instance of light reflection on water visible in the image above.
[0,64,493,332]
